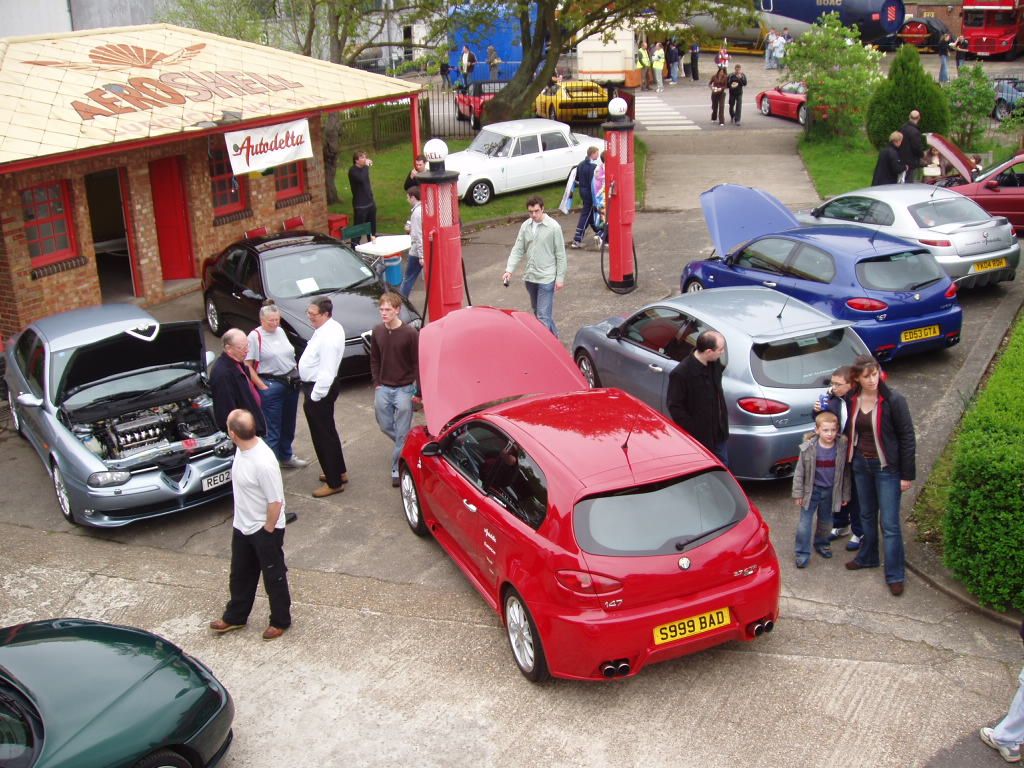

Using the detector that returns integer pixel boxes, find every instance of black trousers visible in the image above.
[352,203,377,244]
[223,527,291,629]
[729,90,743,123]
[690,57,699,81]
[303,380,347,486]
[711,92,725,123]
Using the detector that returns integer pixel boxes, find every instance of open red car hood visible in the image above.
[926,133,974,182]
[419,306,587,435]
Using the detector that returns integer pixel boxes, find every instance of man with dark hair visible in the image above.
[210,328,266,436]
[503,195,567,336]
[666,330,730,466]
[898,110,924,182]
[209,408,291,641]
[348,150,376,243]
[371,292,419,487]
[727,64,747,126]
[403,154,427,191]
[298,297,348,498]
[400,186,423,297]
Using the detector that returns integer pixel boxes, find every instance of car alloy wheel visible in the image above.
[469,180,493,206]
[132,749,192,768]
[685,279,704,293]
[797,104,807,126]
[8,388,22,436]
[400,465,429,537]
[760,98,771,116]
[51,463,75,524]
[205,295,223,336]
[575,351,601,388]
[504,589,549,682]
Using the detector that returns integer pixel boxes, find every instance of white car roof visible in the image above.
[477,118,573,137]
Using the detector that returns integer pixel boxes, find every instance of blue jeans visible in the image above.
[830,474,862,536]
[992,666,1024,748]
[851,454,905,583]
[525,280,557,336]
[795,485,833,562]
[260,379,299,461]
[374,383,416,475]
[939,54,949,83]
[670,62,679,83]
[401,255,422,298]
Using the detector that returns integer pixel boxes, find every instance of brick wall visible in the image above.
[0,115,328,338]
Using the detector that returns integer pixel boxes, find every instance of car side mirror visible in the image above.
[422,441,441,457]
[810,207,822,217]
[607,326,622,340]
[985,179,1000,190]
[16,392,43,408]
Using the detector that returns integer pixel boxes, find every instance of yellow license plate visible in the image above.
[900,325,940,343]
[973,257,1008,272]
[653,606,731,646]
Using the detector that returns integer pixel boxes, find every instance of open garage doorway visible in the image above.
[86,168,137,303]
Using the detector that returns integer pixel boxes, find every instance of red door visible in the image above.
[149,156,194,280]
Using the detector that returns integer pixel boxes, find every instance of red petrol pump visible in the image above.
[601,97,637,294]
[416,139,466,322]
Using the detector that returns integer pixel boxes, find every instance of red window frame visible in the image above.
[209,147,248,216]
[20,180,78,267]
[274,161,307,201]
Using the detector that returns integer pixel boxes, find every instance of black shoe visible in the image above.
[285,512,298,524]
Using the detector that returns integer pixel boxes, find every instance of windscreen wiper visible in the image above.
[674,520,739,551]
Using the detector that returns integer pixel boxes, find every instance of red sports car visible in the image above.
[928,133,1024,235]
[756,82,809,125]
[398,306,781,682]
[455,81,509,129]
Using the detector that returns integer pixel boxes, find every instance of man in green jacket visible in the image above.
[503,195,567,336]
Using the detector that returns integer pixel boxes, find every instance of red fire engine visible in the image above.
[961,0,1024,58]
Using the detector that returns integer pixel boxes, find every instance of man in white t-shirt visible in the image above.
[209,409,291,640]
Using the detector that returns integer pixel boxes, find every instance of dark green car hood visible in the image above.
[0,619,220,768]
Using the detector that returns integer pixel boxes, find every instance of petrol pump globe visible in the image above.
[424,138,449,169]
[416,139,464,320]
[608,97,628,118]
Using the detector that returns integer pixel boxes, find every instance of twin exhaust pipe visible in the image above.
[750,619,775,637]
[600,659,632,678]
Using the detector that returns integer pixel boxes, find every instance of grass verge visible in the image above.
[330,136,647,233]
[908,436,957,550]
[798,135,877,199]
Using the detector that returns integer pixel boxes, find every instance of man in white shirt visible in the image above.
[298,297,349,498]
[209,409,291,640]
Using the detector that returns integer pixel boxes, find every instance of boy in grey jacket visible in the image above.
[792,410,850,568]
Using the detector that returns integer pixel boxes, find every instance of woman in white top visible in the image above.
[245,303,308,469]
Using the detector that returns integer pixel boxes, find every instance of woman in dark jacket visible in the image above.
[844,355,916,596]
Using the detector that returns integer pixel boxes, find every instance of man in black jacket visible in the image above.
[667,331,730,467]
[872,132,905,186]
[348,150,376,244]
[727,64,747,126]
[898,110,924,182]
[570,146,600,249]
[210,329,266,436]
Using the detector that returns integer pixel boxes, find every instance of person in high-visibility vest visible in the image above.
[636,44,652,91]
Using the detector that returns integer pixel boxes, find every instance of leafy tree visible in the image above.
[159,0,269,43]
[445,1,758,125]
[943,65,997,149]
[782,13,882,140]
[866,44,949,148]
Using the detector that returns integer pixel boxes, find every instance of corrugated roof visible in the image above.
[0,23,423,168]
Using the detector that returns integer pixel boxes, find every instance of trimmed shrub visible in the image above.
[866,44,950,148]
[943,321,1024,612]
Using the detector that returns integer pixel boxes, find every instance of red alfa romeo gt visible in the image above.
[398,306,781,681]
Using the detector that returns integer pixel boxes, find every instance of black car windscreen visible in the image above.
[573,470,748,556]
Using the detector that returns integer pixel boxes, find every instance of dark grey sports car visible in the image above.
[201,231,421,379]
[4,304,233,527]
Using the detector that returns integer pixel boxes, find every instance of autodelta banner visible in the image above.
[224,118,313,174]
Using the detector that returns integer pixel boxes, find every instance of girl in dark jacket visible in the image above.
[844,355,916,596]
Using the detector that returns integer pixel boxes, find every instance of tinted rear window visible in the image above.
[750,328,866,389]
[573,470,748,556]
[855,251,946,292]
[908,197,990,227]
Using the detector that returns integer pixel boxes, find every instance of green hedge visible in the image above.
[943,321,1024,611]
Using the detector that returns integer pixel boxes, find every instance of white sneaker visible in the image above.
[829,526,851,540]
[980,727,1021,763]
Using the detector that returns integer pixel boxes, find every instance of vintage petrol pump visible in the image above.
[602,97,636,293]
[416,139,466,322]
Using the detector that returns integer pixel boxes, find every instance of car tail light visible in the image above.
[918,238,952,247]
[555,570,623,596]
[737,397,789,415]
[846,297,889,312]
[945,282,958,299]
[741,523,770,557]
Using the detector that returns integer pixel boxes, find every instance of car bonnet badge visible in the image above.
[678,556,691,570]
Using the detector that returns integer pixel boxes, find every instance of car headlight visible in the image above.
[88,471,131,487]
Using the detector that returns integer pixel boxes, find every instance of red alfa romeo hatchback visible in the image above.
[399,307,781,681]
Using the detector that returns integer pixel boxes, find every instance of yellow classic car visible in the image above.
[534,80,610,122]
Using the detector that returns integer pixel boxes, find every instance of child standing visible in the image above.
[821,366,863,551]
[792,410,850,568]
